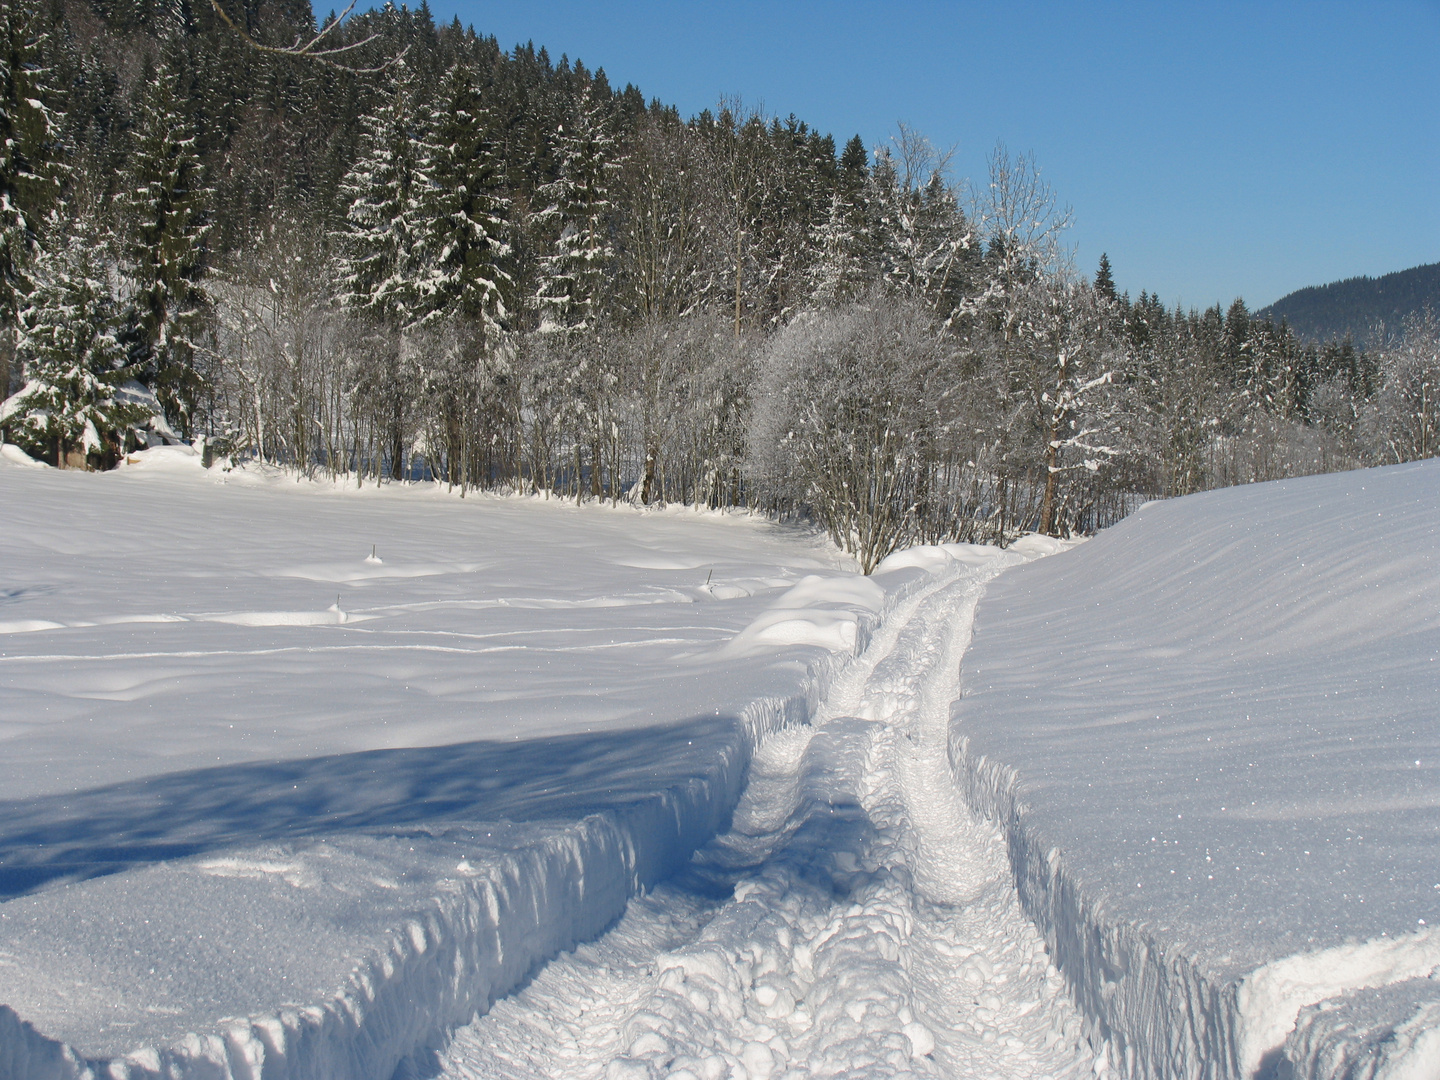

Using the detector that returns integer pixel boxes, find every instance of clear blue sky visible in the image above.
[422,0,1438,311]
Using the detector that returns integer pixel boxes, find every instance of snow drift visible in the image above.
[951,460,1440,1079]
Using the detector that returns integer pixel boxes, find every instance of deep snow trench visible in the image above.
[438,554,1101,1080]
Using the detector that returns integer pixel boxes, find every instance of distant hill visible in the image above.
[1258,262,1440,346]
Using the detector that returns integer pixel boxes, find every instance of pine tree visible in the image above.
[807,191,868,307]
[117,63,212,438]
[415,61,512,338]
[1094,253,1117,303]
[532,84,617,335]
[837,134,868,192]
[2,214,148,467]
[335,58,431,329]
[0,0,62,397]
[807,139,877,307]
[335,59,432,480]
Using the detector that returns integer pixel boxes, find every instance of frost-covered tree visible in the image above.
[748,295,949,571]
[872,128,976,317]
[336,60,431,478]
[616,112,707,323]
[1368,309,1440,464]
[532,84,617,335]
[2,215,147,467]
[970,143,1073,338]
[807,191,869,308]
[117,62,212,438]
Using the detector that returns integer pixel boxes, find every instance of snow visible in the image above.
[0,447,874,1077]
[0,442,48,469]
[951,459,1440,1079]
[437,546,1099,1080]
[3,446,1436,1079]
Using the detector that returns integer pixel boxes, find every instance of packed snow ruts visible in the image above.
[436,541,1100,1080]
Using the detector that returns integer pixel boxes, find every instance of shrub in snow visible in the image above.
[1365,308,1440,464]
[748,295,949,573]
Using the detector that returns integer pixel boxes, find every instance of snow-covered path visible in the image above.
[439,556,1102,1080]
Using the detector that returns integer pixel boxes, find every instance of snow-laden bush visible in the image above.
[1365,309,1440,464]
[748,296,949,572]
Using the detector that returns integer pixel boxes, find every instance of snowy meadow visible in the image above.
[0,447,1437,1080]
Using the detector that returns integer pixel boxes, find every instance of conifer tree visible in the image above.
[415,61,511,338]
[335,59,432,479]
[532,84,618,335]
[807,191,868,307]
[1094,253,1117,303]
[336,58,431,328]
[0,0,62,397]
[118,63,212,437]
[2,214,148,466]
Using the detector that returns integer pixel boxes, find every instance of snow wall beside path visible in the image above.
[950,460,1440,1080]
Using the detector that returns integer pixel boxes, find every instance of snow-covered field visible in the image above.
[954,459,1440,1079]
[0,446,888,1077]
[1,447,1436,1080]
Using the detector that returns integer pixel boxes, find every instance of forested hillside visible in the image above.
[2,0,1438,569]
[1258,262,1440,346]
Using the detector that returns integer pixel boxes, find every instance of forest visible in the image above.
[2,0,1437,570]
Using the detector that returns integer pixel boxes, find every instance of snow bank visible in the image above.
[0,444,47,469]
[950,461,1440,1079]
[0,462,953,1079]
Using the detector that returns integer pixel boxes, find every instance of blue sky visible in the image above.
[422,1,1439,311]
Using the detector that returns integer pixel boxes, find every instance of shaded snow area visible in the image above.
[953,460,1440,1080]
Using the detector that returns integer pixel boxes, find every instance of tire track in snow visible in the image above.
[434,558,1102,1080]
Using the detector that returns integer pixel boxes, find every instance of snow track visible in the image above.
[439,557,1101,1080]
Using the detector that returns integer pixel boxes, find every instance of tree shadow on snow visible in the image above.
[0,716,750,900]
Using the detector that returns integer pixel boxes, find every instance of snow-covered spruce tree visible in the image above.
[871,128,977,319]
[0,0,62,400]
[116,61,212,440]
[416,62,511,333]
[528,84,624,500]
[409,62,515,492]
[807,190,870,308]
[805,134,873,309]
[1016,275,1128,536]
[2,215,148,467]
[335,59,430,479]
[337,59,431,326]
[532,84,617,335]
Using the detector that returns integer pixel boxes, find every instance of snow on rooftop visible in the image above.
[953,459,1440,1078]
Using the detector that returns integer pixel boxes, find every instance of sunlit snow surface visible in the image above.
[955,460,1440,1078]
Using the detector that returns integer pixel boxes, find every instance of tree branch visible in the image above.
[207,0,406,74]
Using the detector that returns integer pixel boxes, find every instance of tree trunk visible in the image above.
[0,324,14,405]
[1039,420,1060,536]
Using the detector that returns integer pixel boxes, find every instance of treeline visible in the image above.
[1258,262,1440,348]
[1,0,1437,570]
